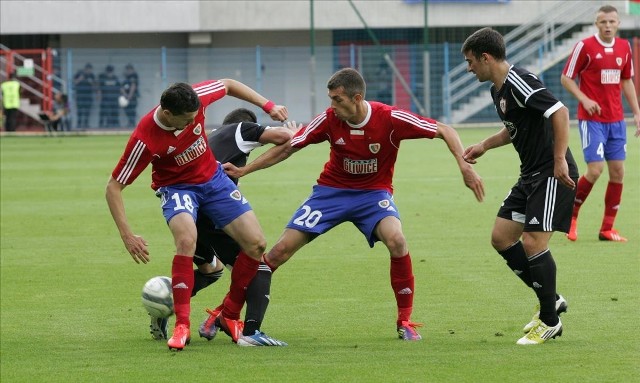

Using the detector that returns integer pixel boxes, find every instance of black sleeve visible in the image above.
[238,122,267,142]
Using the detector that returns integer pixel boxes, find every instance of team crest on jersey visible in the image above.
[369,143,381,154]
[499,98,506,114]
[229,189,242,201]
[378,199,390,208]
[616,57,622,66]
[504,121,517,139]
[193,124,202,135]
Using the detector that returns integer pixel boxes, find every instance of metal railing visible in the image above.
[441,1,597,123]
[1,43,66,118]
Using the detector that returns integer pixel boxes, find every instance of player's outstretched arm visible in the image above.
[435,122,485,202]
[105,176,149,264]
[463,127,511,164]
[220,78,288,122]
[223,121,302,178]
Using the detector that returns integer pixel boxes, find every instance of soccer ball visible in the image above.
[141,276,174,318]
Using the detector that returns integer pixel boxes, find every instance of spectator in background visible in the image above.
[120,64,140,127]
[48,93,70,132]
[73,63,95,129]
[375,59,393,105]
[1,72,21,132]
[560,4,640,242]
[98,65,121,128]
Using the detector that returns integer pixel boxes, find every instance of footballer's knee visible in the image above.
[384,232,408,257]
[585,162,605,182]
[174,235,197,256]
[265,241,293,267]
[243,237,267,260]
[491,233,514,252]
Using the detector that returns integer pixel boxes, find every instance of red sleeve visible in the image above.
[389,108,438,141]
[111,133,154,185]
[291,111,329,148]
[191,80,227,108]
[622,40,633,79]
[563,40,587,79]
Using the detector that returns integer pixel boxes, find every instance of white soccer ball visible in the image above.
[118,95,129,108]
[141,276,174,318]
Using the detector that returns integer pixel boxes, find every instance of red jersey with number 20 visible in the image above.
[291,101,437,194]
[562,34,634,122]
[111,80,226,190]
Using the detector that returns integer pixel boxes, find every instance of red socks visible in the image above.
[172,255,194,326]
[390,253,414,326]
[573,176,624,232]
[601,181,622,232]
[222,251,260,320]
[572,176,594,218]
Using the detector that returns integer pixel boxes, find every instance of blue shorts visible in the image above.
[578,120,627,162]
[156,163,252,228]
[285,185,401,247]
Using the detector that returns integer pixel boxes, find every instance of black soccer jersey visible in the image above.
[207,122,267,184]
[490,65,578,182]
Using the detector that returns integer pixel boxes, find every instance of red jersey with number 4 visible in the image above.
[562,34,634,122]
[111,80,226,189]
[291,101,438,194]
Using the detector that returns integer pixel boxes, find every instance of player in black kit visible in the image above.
[461,27,579,345]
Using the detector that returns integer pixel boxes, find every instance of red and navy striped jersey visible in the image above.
[291,101,437,194]
[111,80,226,189]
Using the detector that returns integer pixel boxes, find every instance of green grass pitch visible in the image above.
[1,127,638,382]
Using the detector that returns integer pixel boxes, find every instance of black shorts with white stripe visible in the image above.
[497,176,577,233]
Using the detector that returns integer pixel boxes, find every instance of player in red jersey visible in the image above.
[225,68,485,341]
[561,4,640,242]
[105,79,287,351]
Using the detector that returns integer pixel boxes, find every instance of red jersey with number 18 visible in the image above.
[111,80,226,190]
[562,34,634,122]
[291,101,438,194]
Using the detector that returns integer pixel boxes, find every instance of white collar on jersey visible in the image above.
[346,100,371,129]
[594,33,615,48]
[153,106,184,136]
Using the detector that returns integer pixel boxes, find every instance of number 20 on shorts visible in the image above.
[293,205,322,228]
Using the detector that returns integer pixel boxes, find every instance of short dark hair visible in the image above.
[222,108,257,125]
[461,27,506,61]
[160,82,200,116]
[327,68,366,98]
[598,5,617,14]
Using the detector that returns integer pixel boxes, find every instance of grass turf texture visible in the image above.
[1,128,638,382]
